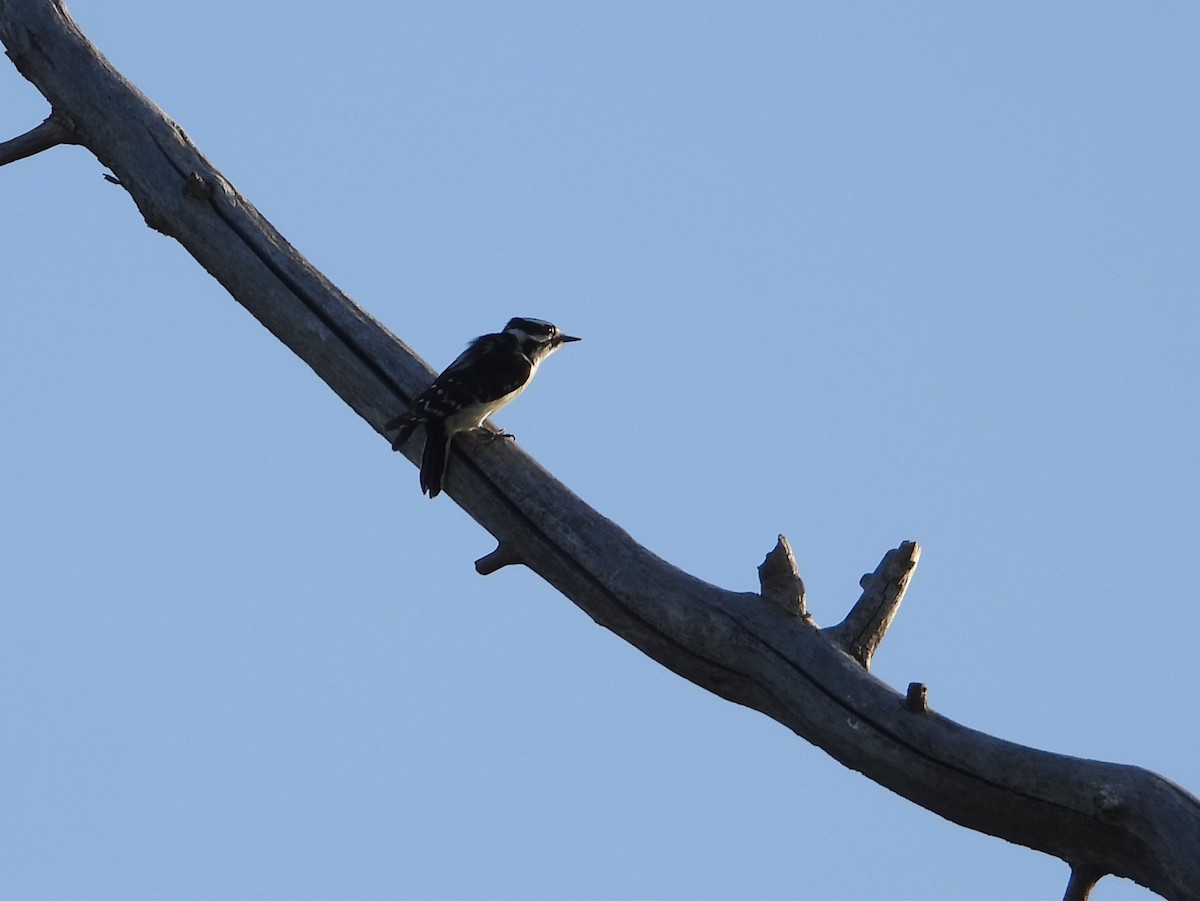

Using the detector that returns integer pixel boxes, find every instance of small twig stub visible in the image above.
[824,540,920,669]
[0,112,79,167]
[904,681,929,714]
[475,542,524,576]
[757,534,807,617]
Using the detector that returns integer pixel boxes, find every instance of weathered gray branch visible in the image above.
[756,535,807,618]
[824,539,920,669]
[0,109,76,164]
[475,541,525,575]
[4,2,1199,898]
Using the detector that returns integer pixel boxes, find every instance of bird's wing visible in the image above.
[433,339,532,403]
[406,334,531,420]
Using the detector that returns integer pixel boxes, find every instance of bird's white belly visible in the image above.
[444,382,529,433]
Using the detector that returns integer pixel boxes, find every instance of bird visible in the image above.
[385,317,581,497]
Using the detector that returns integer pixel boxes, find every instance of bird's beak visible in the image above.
[559,334,582,344]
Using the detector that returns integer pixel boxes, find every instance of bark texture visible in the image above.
[4,2,1198,897]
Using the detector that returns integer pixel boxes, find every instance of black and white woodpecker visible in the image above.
[385,317,581,498]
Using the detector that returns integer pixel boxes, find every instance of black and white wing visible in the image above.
[385,333,532,449]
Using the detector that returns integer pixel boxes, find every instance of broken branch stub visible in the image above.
[757,534,807,617]
[0,110,78,165]
[823,540,920,669]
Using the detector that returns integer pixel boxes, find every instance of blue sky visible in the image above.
[3,3,1198,899]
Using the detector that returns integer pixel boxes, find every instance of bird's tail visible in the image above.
[419,420,451,497]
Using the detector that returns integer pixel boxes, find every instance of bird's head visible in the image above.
[504,317,581,362]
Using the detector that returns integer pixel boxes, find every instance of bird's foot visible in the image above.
[477,426,516,442]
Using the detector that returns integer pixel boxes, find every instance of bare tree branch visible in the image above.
[756,534,807,618]
[475,541,526,576]
[823,539,919,668]
[0,110,77,164]
[4,2,1199,898]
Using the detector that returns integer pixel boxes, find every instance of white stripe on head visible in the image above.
[504,317,558,344]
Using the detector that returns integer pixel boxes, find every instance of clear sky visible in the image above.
[3,2,1198,899]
